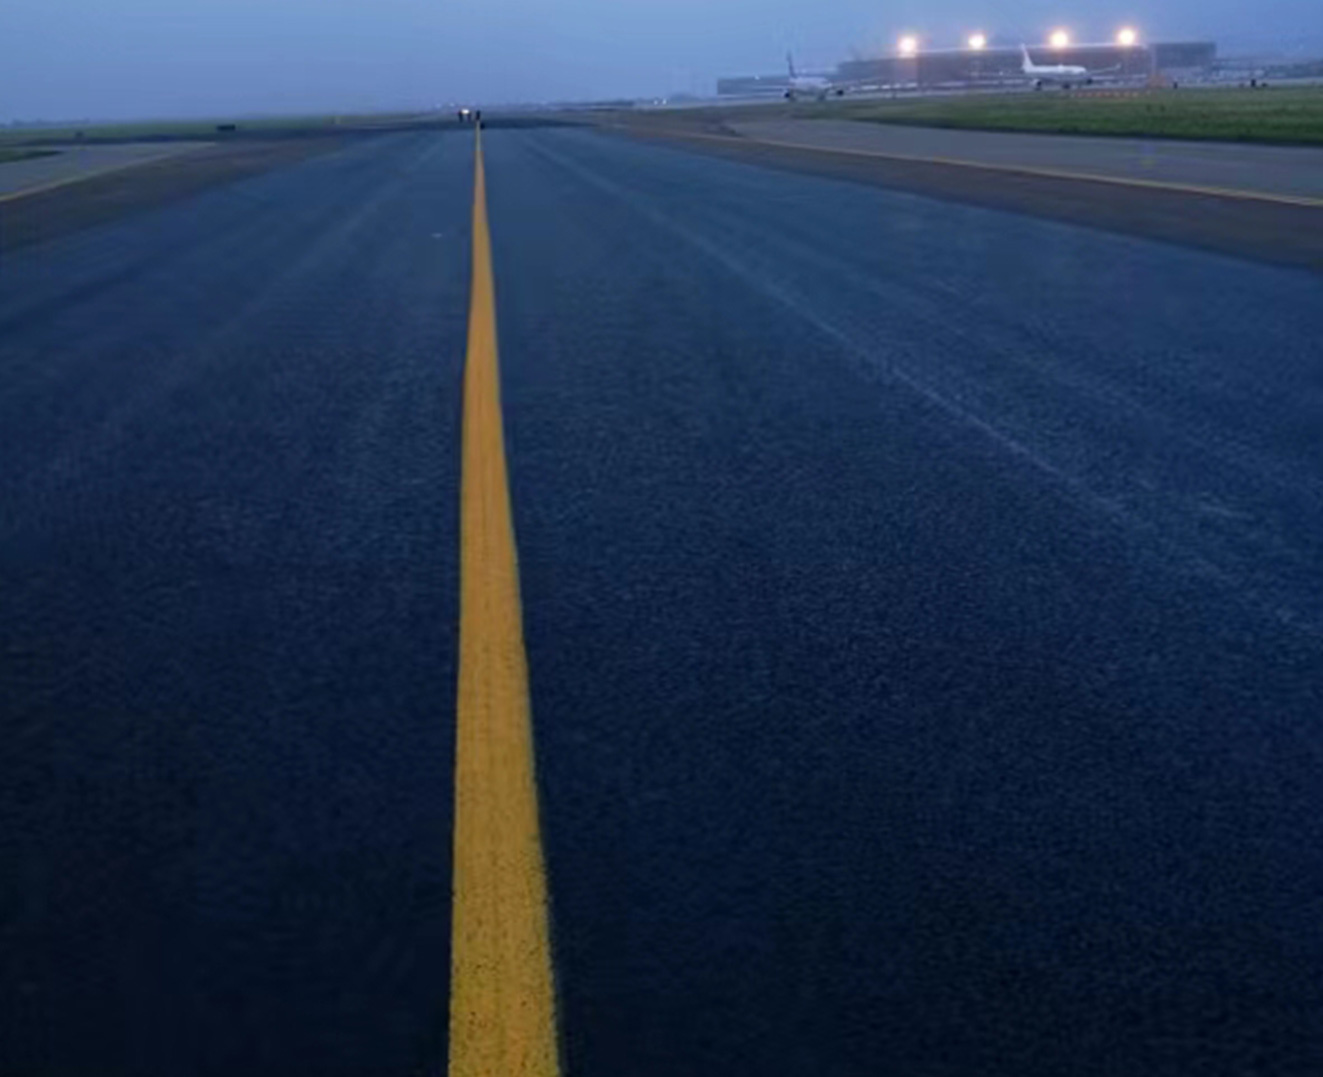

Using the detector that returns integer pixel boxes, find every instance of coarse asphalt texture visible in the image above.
[3,125,1323,1077]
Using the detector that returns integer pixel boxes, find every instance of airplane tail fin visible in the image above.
[1020,44,1032,71]
[786,51,797,78]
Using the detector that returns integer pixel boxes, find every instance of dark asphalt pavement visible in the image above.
[729,119,1323,201]
[3,132,471,1076]
[5,125,1323,1076]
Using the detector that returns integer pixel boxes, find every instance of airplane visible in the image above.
[1020,44,1093,89]
[783,53,847,101]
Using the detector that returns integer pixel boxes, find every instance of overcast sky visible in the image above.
[3,0,1320,121]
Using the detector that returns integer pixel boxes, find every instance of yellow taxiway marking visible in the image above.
[448,124,561,1077]
[658,128,1323,210]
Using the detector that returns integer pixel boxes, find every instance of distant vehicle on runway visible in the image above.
[1021,45,1115,90]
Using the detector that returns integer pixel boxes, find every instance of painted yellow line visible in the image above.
[448,124,561,1077]
[659,128,1323,210]
[0,145,212,205]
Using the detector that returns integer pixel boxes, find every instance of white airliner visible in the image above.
[783,53,847,100]
[1021,45,1093,89]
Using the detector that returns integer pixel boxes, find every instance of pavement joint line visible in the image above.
[447,121,562,1077]
[652,128,1323,210]
[0,144,213,204]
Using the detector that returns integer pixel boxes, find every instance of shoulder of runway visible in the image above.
[592,119,1323,274]
[0,138,368,252]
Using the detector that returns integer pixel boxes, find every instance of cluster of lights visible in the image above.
[896,27,1140,54]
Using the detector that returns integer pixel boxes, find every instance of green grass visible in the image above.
[0,147,60,164]
[803,87,1323,145]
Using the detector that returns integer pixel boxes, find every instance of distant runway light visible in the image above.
[898,35,919,57]
[968,33,987,50]
[1049,29,1070,48]
[1117,27,1138,46]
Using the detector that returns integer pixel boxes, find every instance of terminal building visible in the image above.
[718,41,1216,95]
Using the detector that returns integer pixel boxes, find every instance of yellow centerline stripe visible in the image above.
[651,128,1323,210]
[448,124,561,1077]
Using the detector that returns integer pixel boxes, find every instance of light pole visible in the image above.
[968,33,986,87]
[897,35,918,95]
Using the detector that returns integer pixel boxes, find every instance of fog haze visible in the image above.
[3,0,1320,121]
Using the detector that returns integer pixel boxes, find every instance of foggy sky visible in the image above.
[3,0,1320,121]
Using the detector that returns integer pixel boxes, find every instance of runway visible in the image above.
[3,124,1322,1076]
[728,118,1323,202]
[0,142,213,200]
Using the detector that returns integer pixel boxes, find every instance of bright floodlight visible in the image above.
[968,33,987,50]
[1116,27,1138,46]
[1049,29,1070,48]
[898,35,919,57]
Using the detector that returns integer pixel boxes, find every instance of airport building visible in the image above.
[719,41,1217,95]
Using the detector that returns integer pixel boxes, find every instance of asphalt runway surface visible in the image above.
[608,121,1323,273]
[0,138,356,252]
[4,125,1323,1076]
[0,143,212,198]
[729,118,1323,200]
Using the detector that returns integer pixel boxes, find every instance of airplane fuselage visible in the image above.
[1021,48,1091,88]
[784,52,848,100]
[785,76,837,100]
[1028,64,1088,79]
